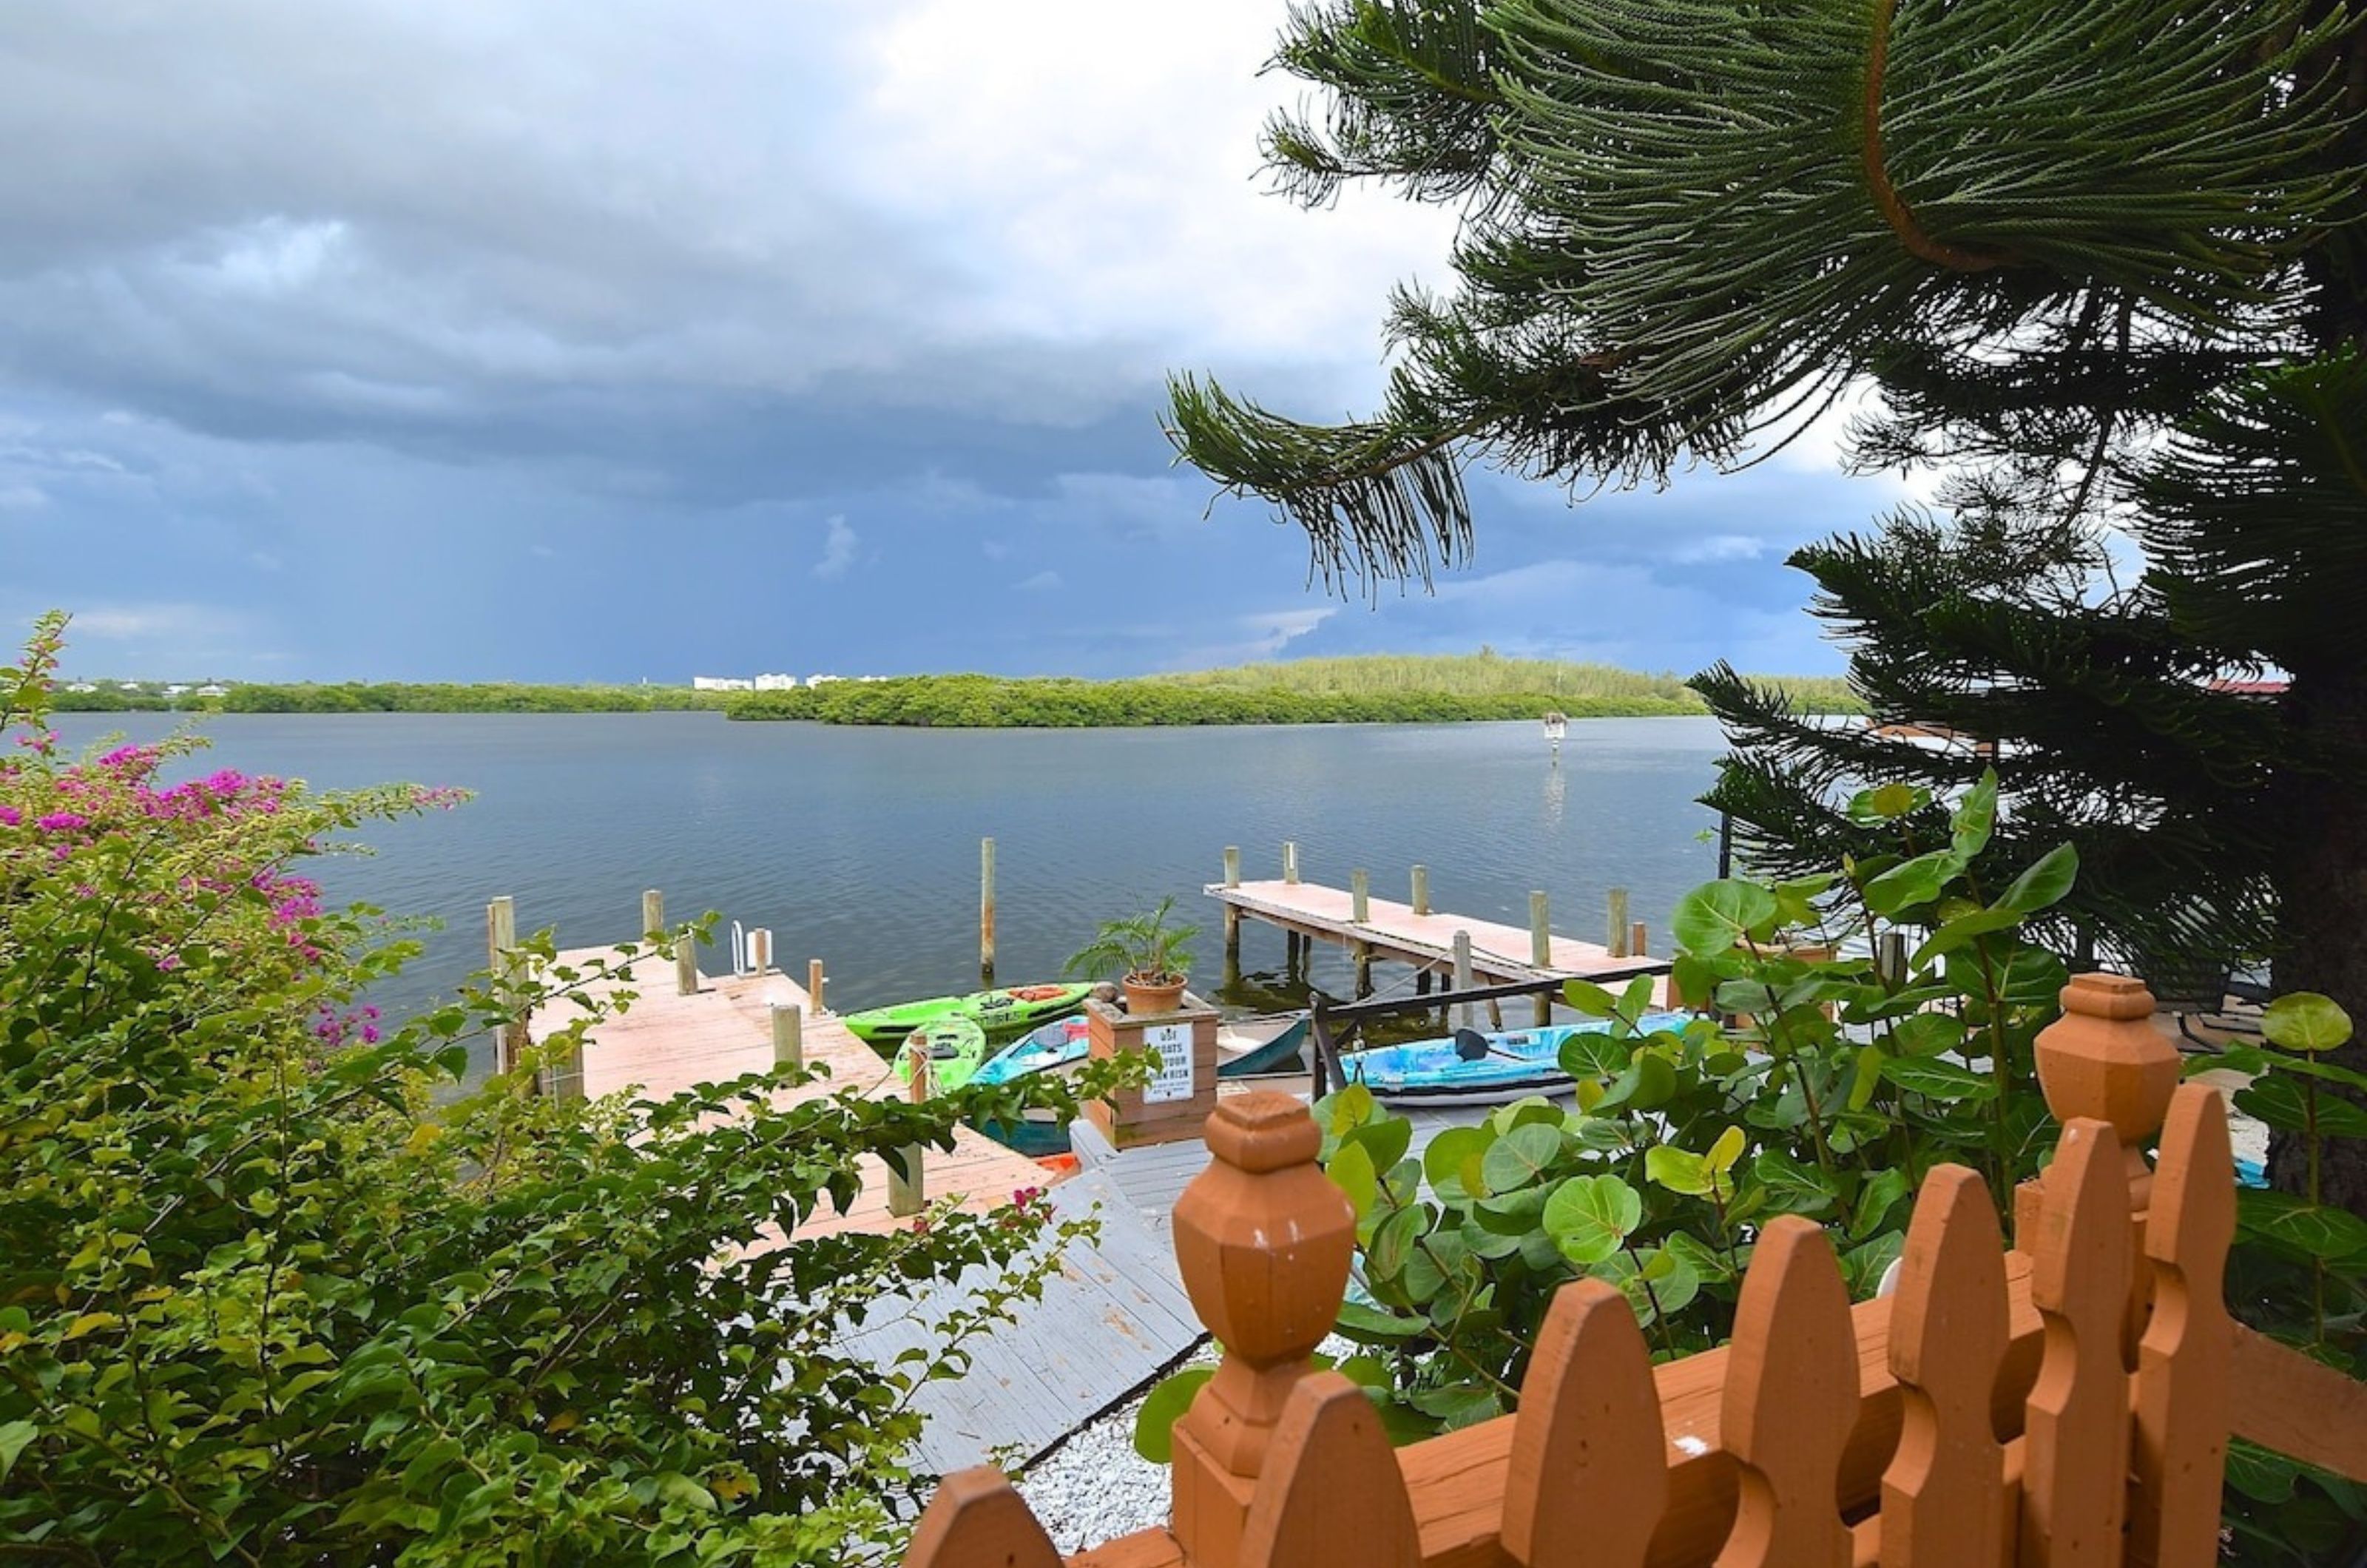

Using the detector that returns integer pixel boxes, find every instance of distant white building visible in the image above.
[806,673,845,686]
[692,676,756,692]
[161,683,190,697]
[753,672,799,691]
[64,681,97,694]
[193,683,229,698]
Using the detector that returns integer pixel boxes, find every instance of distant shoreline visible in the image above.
[50,658,1863,726]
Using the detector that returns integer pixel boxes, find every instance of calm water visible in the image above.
[50,713,1732,1055]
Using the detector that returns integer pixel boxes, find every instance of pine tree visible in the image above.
[1166,1,2367,1199]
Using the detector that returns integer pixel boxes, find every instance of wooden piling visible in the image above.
[1530,891,1553,1025]
[486,896,532,1081]
[771,1002,803,1072]
[1452,930,1475,1031]
[1630,921,1648,960]
[1607,888,1631,959]
[888,1038,929,1217]
[1283,840,1300,885]
[1354,942,1373,998]
[673,932,699,996]
[808,959,827,1014]
[1224,847,1243,964]
[641,888,665,942]
[979,837,997,986]
[1351,868,1370,923]
[746,927,771,974]
[1411,864,1431,916]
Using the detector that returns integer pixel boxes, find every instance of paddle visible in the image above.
[1454,1027,1539,1067]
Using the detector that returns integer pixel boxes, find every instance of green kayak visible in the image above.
[892,1016,988,1092]
[845,983,1097,1047]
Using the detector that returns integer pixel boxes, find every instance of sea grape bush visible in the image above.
[2202,993,2367,1558]
[0,614,1136,1565]
[1129,771,2082,1450]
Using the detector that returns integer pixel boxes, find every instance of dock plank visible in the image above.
[529,947,1053,1238]
[1207,879,1671,985]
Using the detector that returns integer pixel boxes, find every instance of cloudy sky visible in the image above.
[2,1,1905,683]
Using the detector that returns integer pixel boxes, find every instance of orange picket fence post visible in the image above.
[904,971,2366,1568]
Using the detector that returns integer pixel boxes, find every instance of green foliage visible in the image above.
[724,660,1863,727]
[2193,995,2367,1560]
[212,682,732,714]
[0,619,1133,1564]
[1064,895,1199,986]
[1138,771,2072,1444]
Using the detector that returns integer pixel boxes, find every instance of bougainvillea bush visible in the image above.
[0,615,1124,1565]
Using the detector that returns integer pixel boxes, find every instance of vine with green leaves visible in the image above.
[0,614,1144,1566]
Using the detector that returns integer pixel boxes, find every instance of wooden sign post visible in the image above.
[1085,990,1220,1150]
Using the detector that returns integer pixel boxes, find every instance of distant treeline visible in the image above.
[724,678,1705,727]
[725,661,1864,728]
[53,683,728,714]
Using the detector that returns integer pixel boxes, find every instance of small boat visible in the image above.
[893,1016,988,1092]
[962,1011,1314,1156]
[844,982,1098,1047]
[1351,1013,1693,1108]
[1215,1014,1311,1078]
[967,1014,1095,1158]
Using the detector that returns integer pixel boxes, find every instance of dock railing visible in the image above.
[905,969,2367,1567]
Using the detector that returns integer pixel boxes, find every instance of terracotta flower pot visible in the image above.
[1124,973,1189,1016]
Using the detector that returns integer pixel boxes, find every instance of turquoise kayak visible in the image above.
[1351,1013,1692,1107]
[964,1012,1313,1157]
[845,983,1097,1047]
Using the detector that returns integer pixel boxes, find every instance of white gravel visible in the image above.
[1016,1335,1359,1551]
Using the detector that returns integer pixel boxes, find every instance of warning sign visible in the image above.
[1143,1021,1195,1104]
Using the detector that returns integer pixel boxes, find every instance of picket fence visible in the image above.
[905,973,2367,1568]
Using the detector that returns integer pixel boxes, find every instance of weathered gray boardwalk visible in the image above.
[834,1168,1203,1475]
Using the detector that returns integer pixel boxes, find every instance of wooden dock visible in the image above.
[1206,876,1671,988]
[529,947,1055,1238]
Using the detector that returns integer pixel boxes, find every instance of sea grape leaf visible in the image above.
[1883,1057,1994,1101]
[2263,993,2355,1054]
[1889,1012,1967,1057]
[1996,845,2079,916]
[1344,1114,1411,1177]
[1132,1368,1214,1463]
[1862,851,1956,917]
[1480,1123,1564,1193]
[1422,1126,1493,1197]
[2233,1075,2367,1142]
[1750,1148,1838,1214]
[1672,880,1779,956]
[1951,770,1999,860]
[1328,1140,1377,1223]
[1543,1174,1641,1265]
[1562,979,1618,1017]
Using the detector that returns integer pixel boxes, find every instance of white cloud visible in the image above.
[814,515,859,580]
[1016,570,1063,592]
[1672,533,1769,565]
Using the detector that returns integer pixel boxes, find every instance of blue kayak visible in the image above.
[1351,1013,1695,1107]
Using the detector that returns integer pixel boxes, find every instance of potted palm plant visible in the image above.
[1065,896,1198,1016]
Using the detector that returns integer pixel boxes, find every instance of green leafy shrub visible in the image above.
[1138,770,2077,1448]
[0,614,1133,1565]
[2201,993,2367,1560]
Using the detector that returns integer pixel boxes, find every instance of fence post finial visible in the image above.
[1170,1091,1355,1568]
[2033,972,2178,1213]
